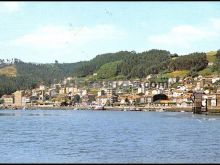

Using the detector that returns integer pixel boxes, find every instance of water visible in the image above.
[0,110,220,163]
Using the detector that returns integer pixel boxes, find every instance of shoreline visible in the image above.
[0,105,192,111]
[1,106,220,115]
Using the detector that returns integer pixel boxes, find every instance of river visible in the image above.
[0,109,220,163]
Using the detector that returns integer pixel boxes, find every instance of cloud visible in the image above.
[0,2,23,13]
[210,18,220,30]
[5,24,127,63]
[148,18,220,50]
[13,24,126,48]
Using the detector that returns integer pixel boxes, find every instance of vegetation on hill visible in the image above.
[96,60,121,80]
[0,65,17,77]
[212,50,220,73]
[119,49,172,78]
[164,70,190,78]
[0,49,216,97]
[72,51,132,77]
[206,51,217,63]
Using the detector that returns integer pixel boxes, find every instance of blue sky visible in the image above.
[0,1,220,63]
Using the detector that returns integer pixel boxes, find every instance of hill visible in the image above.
[0,49,218,97]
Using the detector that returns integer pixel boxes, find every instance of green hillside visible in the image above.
[96,60,122,80]
[0,49,219,97]
[164,70,190,78]
[197,51,218,76]
[206,51,217,63]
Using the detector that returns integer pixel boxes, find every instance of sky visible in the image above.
[0,1,220,63]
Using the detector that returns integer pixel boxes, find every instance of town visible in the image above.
[1,73,220,114]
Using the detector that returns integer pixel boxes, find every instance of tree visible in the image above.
[73,94,81,103]
[44,94,50,100]
[105,100,111,106]
[0,99,4,104]
[125,97,130,105]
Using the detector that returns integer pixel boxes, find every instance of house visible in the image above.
[122,81,130,87]
[208,62,214,66]
[2,94,14,106]
[63,77,74,85]
[151,89,159,95]
[39,84,46,91]
[110,95,119,105]
[14,90,25,107]
[202,94,217,107]
[21,96,31,106]
[139,95,146,104]
[146,95,153,104]
[96,95,110,105]
[112,81,117,88]
[59,87,66,94]
[98,89,106,96]
[48,88,57,98]
[118,94,133,105]
[172,90,183,97]
[117,81,124,87]
[138,84,145,94]
[106,88,116,96]
[168,77,177,85]
[212,77,220,84]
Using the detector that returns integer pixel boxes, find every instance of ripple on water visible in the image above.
[0,110,220,163]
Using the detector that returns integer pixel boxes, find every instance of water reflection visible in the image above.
[0,111,53,117]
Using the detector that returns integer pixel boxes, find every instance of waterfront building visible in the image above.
[2,94,14,106]
[96,95,109,105]
[14,90,24,107]
[216,93,220,107]
[106,88,116,96]
[138,83,146,94]
[38,90,45,101]
[21,96,31,106]
[110,95,118,105]
[146,95,153,104]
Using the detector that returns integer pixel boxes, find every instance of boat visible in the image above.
[94,105,105,110]
[135,107,141,111]
[156,108,165,112]
[122,107,128,111]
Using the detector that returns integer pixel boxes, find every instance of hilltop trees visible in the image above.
[168,52,208,71]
